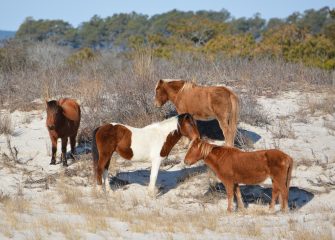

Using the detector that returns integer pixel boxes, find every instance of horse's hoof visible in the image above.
[50,160,56,165]
[62,162,68,167]
[148,188,158,198]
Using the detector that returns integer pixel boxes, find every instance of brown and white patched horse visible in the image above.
[92,113,200,196]
[184,138,293,212]
[46,98,81,166]
[154,79,239,146]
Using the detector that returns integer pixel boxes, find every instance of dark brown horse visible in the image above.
[154,79,239,147]
[46,98,81,166]
[184,138,293,212]
[92,113,200,196]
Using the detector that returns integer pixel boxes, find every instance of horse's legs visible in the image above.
[234,184,245,210]
[148,157,163,197]
[225,181,234,212]
[61,137,68,167]
[279,181,289,212]
[280,190,289,212]
[270,181,280,211]
[102,159,111,191]
[70,135,76,156]
[50,136,57,165]
[217,114,232,147]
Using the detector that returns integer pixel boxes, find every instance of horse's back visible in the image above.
[59,98,81,122]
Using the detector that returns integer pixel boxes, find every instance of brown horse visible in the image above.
[46,98,81,166]
[154,79,239,146]
[184,138,293,212]
[92,113,200,196]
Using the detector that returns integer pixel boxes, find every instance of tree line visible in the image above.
[12,7,335,69]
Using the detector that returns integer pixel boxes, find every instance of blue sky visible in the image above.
[1,0,334,31]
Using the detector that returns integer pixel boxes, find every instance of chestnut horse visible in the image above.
[92,113,200,196]
[154,79,239,146]
[46,98,81,166]
[184,138,293,212]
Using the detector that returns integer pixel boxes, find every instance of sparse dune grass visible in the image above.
[0,112,14,135]
[297,92,335,119]
[84,215,109,233]
[291,227,332,240]
[56,177,84,204]
[3,195,31,214]
[128,208,222,233]
[33,215,82,240]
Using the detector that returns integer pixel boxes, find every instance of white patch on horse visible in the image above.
[102,169,109,191]
[111,117,179,196]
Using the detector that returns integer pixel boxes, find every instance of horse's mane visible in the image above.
[144,115,178,129]
[46,100,59,112]
[193,140,241,159]
[180,81,196,93]
[192,139,214,158]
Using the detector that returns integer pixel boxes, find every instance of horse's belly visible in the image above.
[129,132,153,161]
[234,172,268,184]
[193,114,216,121]
[130,146,150,161]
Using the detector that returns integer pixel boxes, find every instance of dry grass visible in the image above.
[84,215,109,233]
[297,93,335,119]
[33,216,83,239]
[291,228,332,240]
[0,112,13,135]
[128,208,222,233]
[0,191,10,203]
[268,119,296,139]
[3,195,31,214]
[239,93,270,127]
[57,181,84,204]
[324,120,335,136]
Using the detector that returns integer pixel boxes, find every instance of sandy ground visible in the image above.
[0,91,334,239]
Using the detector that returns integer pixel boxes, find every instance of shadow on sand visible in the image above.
[196,119,261,146]
[109,165,207,195]
[206,183,314,210]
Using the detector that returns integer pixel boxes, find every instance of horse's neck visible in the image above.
[166,82,186,104]
[204,147,226,170]
[145,117,178,135]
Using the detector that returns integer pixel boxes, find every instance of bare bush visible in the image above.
[0,112,13,135]
[269,119,296,139]
[239,93,269,126]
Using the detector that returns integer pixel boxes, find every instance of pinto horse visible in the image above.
[154,79,239,147]
[92,113,200,196]
[184,138,293,212]
[46,98,81,166]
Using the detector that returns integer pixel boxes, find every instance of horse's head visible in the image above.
[46,100,63,131]
[184,138,203,165]
[177,113,200,140]
[154,79,168,107]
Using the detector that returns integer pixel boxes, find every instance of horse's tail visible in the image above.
[92,127,100,177]
[286,156,293,189]
[229,91,240,146]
